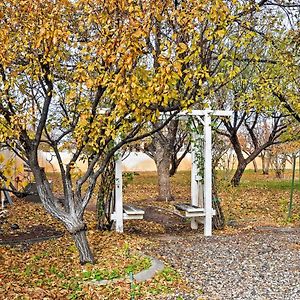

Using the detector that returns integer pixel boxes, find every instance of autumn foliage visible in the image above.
[0,0,258,263]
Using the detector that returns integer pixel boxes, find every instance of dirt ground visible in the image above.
[0,197,196,248]
[0,224,63,246]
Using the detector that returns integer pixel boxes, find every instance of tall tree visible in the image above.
[0,0,252,263]
[139,0,271,200]
[144,120,190,201]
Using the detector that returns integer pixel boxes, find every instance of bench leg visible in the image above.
[191,217,198,230]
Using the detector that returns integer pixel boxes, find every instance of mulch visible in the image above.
[1,197,300,299]
[0,200,190,248]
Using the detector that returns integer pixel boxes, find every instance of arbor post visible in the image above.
[191,132,199,229]
[115,153,123,233]
[204,112,213,236]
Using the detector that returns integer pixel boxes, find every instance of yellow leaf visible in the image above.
[178,42,188,54]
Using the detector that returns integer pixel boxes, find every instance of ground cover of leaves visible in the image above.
[124,170,300,230]
[0,199,187,300]
[1,170,299,299]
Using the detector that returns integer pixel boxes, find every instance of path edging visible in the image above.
[91,254,164,285]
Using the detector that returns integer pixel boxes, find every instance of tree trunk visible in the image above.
[261,154,267,175]
[96,160,115,230]
[30,162,96,265]
[231,162,247,186]
[169,158,177,177]
[72,229,95,264]
[264,153,271,175]
[212,189,225,230]
[261,152,271,175]
[156,154,173,201]
[273,154,287,179]
[212,200,225,230]
[229,132,247,187]
[152,132,174,201]
[211,169,225,229]
[252,159,258,172]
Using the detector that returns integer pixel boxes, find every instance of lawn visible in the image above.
[124,169,300,228]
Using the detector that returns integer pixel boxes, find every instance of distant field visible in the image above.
[125,169,300,227]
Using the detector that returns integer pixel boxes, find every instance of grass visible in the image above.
[130,169,300,191]
[237,169,300,191]
[125,169,300,228]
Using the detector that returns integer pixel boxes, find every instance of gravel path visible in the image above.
[153,228,300,300]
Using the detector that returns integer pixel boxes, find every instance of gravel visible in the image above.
[152,228,300,300]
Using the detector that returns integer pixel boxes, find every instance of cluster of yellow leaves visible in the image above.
[240,19,300,116]
[0,0,259,155]
[0,152,30,189]
[271,140,300,156]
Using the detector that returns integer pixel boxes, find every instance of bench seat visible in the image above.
[123,204,145,219]
[174,203,215,218]
[111,204,145,221]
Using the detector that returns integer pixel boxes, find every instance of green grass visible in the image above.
[241,179,300,191]
[238,169,300,191]
[214,169,300,191]
[131,169,300,191]
[80,256,151,281]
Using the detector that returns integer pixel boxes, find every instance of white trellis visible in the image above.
[111,109,232,236]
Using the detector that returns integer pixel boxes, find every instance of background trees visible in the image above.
[211,0,300,185]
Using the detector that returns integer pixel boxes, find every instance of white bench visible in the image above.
[174,203,215,218]
[111,204,145,221]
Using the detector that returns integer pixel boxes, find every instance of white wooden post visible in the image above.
[203,112,213,236]
[115,153,123,233]
[191,133,198,229]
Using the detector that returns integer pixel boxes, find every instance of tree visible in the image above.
[241,1,300,122]
[1,0,253,263]
[270,141,300,178]
[0,0,179,264]
[220,110,288,186]
[138,0,272,200]
[144,120,190,201]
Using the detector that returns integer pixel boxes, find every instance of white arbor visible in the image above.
[111,109,232,236]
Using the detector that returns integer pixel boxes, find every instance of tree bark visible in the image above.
[96,160,115,230]
[72,228,95,264]
[252,159,258,172]
[145,120,189,199]
[229,131,248,186]
[231,162,247,186]
[261,153,267,175]
[264,152,272,175]
[212,183,225,230]
[212,200,225,230]
[156,152,173,201]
